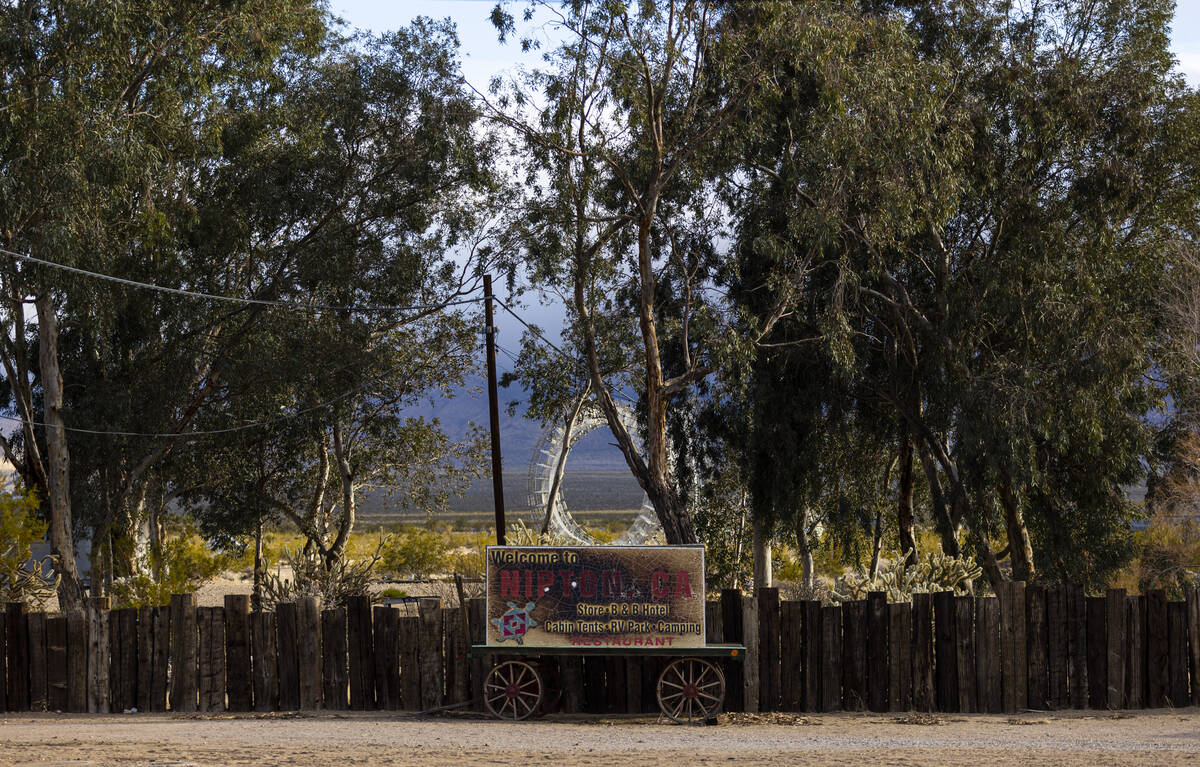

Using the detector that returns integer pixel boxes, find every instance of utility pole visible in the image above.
[484,274,506,545]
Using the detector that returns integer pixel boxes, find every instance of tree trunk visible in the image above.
[897,430,917,567]
[634,212,697,545]
[796,517,815,591]
[36,294,84,613]
[327,422,355,568]
[868,509,884,581]
[998,470,1036,582]
[968,527,1005,593]
[753,516,772,589]
[253,514,265,613]
[543,388,588,535]
[916,441,960,557]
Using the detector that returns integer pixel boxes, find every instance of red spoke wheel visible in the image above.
[484,660,543,720]
[657,657,725,724]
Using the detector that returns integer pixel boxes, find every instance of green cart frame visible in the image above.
[469,643,747,724]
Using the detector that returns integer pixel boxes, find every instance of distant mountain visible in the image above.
[405,374,630,472]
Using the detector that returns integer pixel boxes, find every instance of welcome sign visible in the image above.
[485,545,706,648]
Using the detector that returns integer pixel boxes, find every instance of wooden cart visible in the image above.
[469,643,746,724]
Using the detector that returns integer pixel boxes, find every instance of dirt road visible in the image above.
[2,709,1198,766]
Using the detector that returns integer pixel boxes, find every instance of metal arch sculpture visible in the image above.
[525,402,661,545]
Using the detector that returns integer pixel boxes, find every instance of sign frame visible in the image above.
[484,544,706,649]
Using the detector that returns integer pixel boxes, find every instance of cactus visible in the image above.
[831,549,982,603]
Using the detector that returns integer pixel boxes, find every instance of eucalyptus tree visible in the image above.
[725,0,1199,589]
[2,4,501,599]
[0,0,326,609]
[488,0,909,543]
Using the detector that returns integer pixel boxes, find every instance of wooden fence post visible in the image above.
[888,602,912,712]
[1046,587,1068,708]
[1126,595,1144,708]
[1086,597,1107,709]
[66,610,87,713]
[373,605,400,710]
[136,607,153,713]
[86,597,109,713]
[0,606,6,713]
[445,606,470,706]
[1106,589,1127,710]
[998,582,1028,713]
[742,595,760,713]
[5,603,27,711]
[322,607,348,710]
[1026,586,1047,710]
[46,615,68,712]
[780,601,802,711]
[28,612,47,711]
[118,608,137,711]
[841,600,866,711]
[224,595,252,712]
[467,598,486,713]
[346,596,374,710]
[1065,584,1086,709]
[399,614,421,710]
[867,592,888,712]
[757,588,780,712]
[720,589,744,712]
[1145,589,1168,708]
[297,596,322,710]
[251,610,278,712]
[912,593,934,712]
[933,591,958,712]
[198,606,226,712]
[802,600,822,711]
[955,596,976,713]
[418,598,444,712]
[1188,588,1200,707]
[169,593,197,712]
[820,604,841,712]
[1168,600,1188,708]
[976,597,1002,714]
[276,601,300,710]
[150,606,169,712]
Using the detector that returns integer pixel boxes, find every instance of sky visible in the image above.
[332,0,1200,340]
[332,0,1200,88]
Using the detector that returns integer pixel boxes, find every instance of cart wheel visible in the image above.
[484,660,543,720]
[657,657,725,724]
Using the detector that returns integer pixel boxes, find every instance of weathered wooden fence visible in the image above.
[2,585,1199,714]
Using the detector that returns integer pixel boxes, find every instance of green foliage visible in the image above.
[1131,514,1200,599]
[110,516,233,608]
[381,528,450,579]
[711,0,1199,587]
[0,488,59,608]
[691,465,754,592]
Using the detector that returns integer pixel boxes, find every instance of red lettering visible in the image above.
[524,569,533,598]
[602,570,622,598]
[673,571,693,599]
[500,569,521,598]
[651,570,670,599]
[536,570,555,596]
[557,570,573,597]
[580,570,597,597]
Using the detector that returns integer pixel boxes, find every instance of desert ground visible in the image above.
[2,708,1199,767]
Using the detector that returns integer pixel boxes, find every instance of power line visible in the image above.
[1,247,486,314]
[0,359,417,440]
[494,297,575,362]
